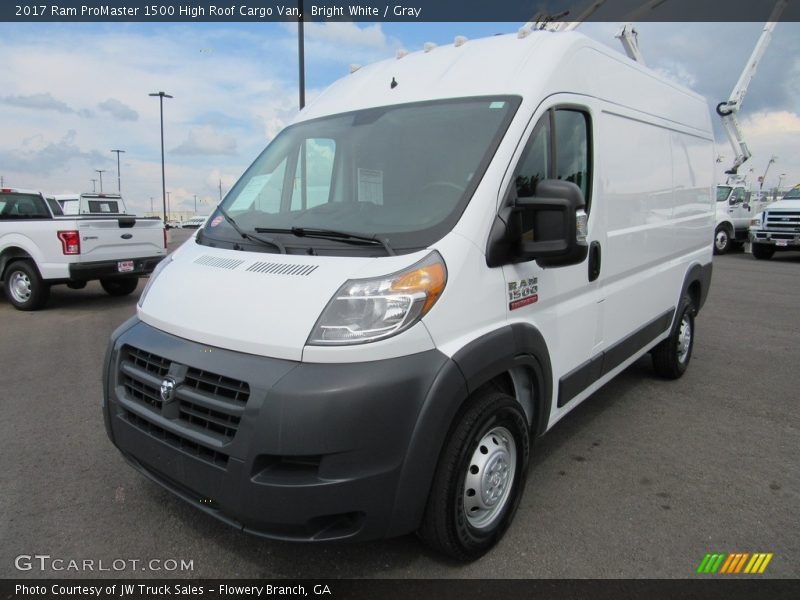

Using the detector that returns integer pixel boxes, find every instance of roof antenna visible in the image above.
[390,77,398,89]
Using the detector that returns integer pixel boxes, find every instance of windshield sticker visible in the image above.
[508,277,538,310]
[209,215,224,228]
[489,101,506,109]
[358,168,384,205]
[229,174,272,211]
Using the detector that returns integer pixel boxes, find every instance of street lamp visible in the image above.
[149,91,173,224]
[777,173,786,191]
[110,149,125,193]
[95,169,106,193]
[90,179,97,193]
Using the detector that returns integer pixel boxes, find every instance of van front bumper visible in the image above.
[102,317,465,542]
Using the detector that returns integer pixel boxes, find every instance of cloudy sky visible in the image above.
[0,20,798,217]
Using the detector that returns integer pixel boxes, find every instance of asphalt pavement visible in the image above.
[1,240,798,578]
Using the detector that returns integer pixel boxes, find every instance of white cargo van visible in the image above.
[103,30,714,560]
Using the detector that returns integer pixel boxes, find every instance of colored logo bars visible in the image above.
[697,552,773,574]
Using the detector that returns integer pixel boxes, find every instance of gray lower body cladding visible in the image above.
[102,318,462,542]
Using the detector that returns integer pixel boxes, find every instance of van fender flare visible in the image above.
[385,323,553,537]
[680,261,713,316]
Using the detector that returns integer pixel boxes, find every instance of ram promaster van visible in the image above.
[102,30,714,560]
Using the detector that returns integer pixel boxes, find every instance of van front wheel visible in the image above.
[418,389,529,561]
[652,294,695,379]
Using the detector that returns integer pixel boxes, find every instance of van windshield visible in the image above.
[199,96,520,254]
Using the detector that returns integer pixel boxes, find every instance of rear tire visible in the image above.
[3,261,49,311]
[713,225,732,255]
[652,294,695,380]
[751,243,775,260]
[418,389,529,561]
[100,277,139,296]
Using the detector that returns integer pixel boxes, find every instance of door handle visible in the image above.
[588,241,601,282]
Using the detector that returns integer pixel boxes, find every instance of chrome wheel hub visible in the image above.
[677,315,692,363]
[463,426,517,530]
[9,272,32,303]
[715,230,728,250]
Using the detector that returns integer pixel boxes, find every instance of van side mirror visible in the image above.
[486,179,589,268]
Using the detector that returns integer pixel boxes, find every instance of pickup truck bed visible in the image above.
[1,189,166,310]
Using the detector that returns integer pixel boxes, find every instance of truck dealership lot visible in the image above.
[1,243,798,578]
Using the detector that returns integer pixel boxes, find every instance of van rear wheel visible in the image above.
[100,277,139,296]
[418,389,529,561]
[652,294,695,379]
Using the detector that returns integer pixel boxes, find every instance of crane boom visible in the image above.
[717,0,787,175]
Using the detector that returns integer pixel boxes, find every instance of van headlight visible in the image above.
[137,253,173,308]
[308,251,447,345]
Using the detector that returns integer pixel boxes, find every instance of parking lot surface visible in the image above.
[1,240,798,578]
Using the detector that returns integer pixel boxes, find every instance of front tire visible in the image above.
[713,225,732,255]
[100,277,139,296]
[652,294,695,379]
[3,261,49,311]
[751,243,775,260]
[418,389,530,561]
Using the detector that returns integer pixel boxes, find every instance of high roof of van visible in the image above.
[300,30,711,135]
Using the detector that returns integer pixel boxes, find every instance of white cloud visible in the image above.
[97,98,139,122]
[0,92,74,114]
[172,127,238,156]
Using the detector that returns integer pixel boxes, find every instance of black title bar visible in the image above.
[3,0,800,23]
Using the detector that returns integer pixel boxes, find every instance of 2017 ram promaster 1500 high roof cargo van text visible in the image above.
[102,30,715,560]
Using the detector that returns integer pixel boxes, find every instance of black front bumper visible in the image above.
[102,318,467,542]
[70,256,164,281]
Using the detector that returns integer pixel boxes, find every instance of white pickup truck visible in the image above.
[1,188,166,310]
[749,185,800,259]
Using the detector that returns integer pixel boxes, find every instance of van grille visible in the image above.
[119,346,250,466]
[764,211,800,231]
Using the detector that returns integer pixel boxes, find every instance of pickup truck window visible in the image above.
[201,96,521,254]
[0,193,50,219]
[716,186,732,202]
[783,187,800,200]
[87,200,121,213]
[46,198,65,216]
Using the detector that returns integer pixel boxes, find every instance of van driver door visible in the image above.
[500,102,605,423]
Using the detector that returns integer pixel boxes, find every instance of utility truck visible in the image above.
[0,188,166,310]
[102,29,715,560]
[749,185,800,259]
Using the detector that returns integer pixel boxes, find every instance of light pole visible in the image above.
[90,179,97,192]
[166,191,171,222]
[297,0,305,109]
[149,91,173,224]
[777,173,786,191]
[95,169,106,193]
[110,149,125,193]
[150,196,154,213]
[194,194,198,213]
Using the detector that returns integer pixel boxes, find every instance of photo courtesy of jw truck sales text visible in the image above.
[103,29,714,561]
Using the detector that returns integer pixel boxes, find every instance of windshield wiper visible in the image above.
[255,226,396,256]
[216,206,286,254]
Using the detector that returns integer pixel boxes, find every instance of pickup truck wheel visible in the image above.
[713,225,731,255]
[652,294,695,380]
[100,277,139,296]
[4,261,49,311]
[418,389,529,561]
[751,243,775,260]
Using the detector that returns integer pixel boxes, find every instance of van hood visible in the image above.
[137,243,416,361]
